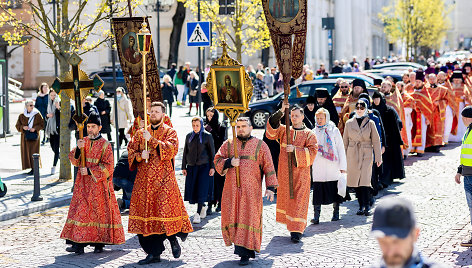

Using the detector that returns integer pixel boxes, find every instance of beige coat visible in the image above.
[343,116,382,187]
[111,96,133,129]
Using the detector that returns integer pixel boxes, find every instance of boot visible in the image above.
[331,203,340,221]
[364,205,371,216]
[94,245,104,253]
[138,254,161,265]
[311,205,321,224]
[169,237,181,258]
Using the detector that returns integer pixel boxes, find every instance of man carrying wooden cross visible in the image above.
[266,102,318,243]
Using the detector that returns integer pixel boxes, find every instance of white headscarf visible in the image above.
[23,101,40,129]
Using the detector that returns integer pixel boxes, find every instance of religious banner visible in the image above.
[111,17,162,118]
[207,42,253,187]
[261,0,307,199]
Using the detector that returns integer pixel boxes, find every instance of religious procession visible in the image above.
[2,0,472,267]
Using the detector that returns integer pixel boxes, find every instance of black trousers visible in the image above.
[138,233,188,256]
[50,134,60,166]
[166,102,173,117]
[355,186,372,208]
[118,128,128,147]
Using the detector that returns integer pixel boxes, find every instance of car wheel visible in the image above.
[251,110,267,128]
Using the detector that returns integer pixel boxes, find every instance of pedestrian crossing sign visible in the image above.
[187,21,211,47]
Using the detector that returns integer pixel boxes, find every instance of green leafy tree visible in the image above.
[380,0,450,60]
[180,0,271,62]
[0,0,140,179]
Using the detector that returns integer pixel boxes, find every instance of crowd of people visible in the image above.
[13,55,472,267]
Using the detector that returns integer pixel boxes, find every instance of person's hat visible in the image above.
[87,112,102,126]
[358,93,371,107]
[352,79,366,90]
[315,88,330,98]
[451,70,464,82]
[306,95,316,104]
[464,62,472,68]
[116,87,124,93]
[371,196,416,239]
[372,91,383,100]
[373,78,383,86]
[415,71,425,82]
[440,66,448,73]
[461,106,472,118]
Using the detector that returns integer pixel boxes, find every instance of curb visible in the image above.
[0,194,72,222]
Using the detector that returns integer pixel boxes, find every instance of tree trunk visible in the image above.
[168,2,186,69]
[261,48,270,67]
[58,56,71,180]
[235,30,242,63]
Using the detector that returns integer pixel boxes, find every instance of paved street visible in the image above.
[0,100,471,267]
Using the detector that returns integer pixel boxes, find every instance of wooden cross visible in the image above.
[51,53,104,167]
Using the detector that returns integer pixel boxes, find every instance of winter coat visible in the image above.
[111,96,133,130]
[343,116,382,188]
[312,124,346,182]
[162,82,177,104]
[94,98,112,133]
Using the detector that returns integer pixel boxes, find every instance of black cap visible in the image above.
[415,71,425,82]
[450,70,464,82]
[464,62,472,68]
[352,79,366,90]
[372,91,383,99]
[371,196,416,239]
[87,112,102,126]
[315,88,330,98]
[461,106,472,118]
[373,78,383,86]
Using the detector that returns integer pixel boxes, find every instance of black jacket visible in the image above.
[182,130,215,169]
[162,82,178,103]
[94,98,112,133]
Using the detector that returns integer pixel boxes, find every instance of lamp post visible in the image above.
[137,22,152,162]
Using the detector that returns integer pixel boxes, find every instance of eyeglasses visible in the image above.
[355,106,365,110]
[340,86,349,88]
[27,105,33,107]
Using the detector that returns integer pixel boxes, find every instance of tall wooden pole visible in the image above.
[231,121,240,187]
[142,52,148,162]
[284,79,294,199]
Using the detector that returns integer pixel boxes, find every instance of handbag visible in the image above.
[24,130,38,141]
[189,89,197,96]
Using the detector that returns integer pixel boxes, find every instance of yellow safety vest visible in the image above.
[461,129,472,166]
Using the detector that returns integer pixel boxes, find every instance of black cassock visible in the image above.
[373,97,405,186]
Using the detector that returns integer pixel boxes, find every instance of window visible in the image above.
[289,85,310,98]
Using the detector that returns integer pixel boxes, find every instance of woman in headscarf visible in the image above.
[343,99,382,216]
[182,117,216,224]
[205,108,227,213]
[313,88,339,126]
[311,108,347,224]
[372,91,405,186]
[45,89,61,175]
[303,95,316,129]
[16,100,44,175]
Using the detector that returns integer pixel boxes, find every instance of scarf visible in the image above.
[45,96,59,136]
[23,107,40,129]
[189,118,204,143]
[315,110,338,161]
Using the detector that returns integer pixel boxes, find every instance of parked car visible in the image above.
[437,50,471,64]
[315,73,380,87]
[90,66,168,96]
[372,62,425,70]
[246,79,352,128]
[364,69,405,83]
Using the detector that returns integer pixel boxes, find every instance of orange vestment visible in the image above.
[214,137,278,252]
[127,123,193,237]
[266,119,318,233]
[410,87,434,151]
[61,137,125,245]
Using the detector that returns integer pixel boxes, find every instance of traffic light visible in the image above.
[219,0,235,15]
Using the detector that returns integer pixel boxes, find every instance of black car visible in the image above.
[90,66,168,96]
[246,79,346,128]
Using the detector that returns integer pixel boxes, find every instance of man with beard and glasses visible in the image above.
[266,104,318,243]
[332,79,350,115]
[60,112,125,255]
[425,73,457,152]
[371,197,446,268]
[214,117,277,266]
[127,102,193,265]
[437,71,459,145]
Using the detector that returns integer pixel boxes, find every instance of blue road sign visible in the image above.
[187,21,211,47]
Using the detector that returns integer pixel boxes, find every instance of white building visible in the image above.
[444,0,472,51]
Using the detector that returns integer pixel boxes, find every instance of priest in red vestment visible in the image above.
[449,71,472,142]
[266,103,318,243]
[410,71,434,156]
[214,117,278,266]
[332,79,350,115]
[425,73,458,151]
[127,102,193,265]
[61,112,125,255]
[437,71,459,144]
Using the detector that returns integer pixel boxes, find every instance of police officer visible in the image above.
[455,105,472,247]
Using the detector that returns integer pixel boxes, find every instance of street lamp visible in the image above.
[143,0,175,72]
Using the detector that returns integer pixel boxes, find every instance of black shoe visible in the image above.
[239,256,250,266]
[27,169,34,175]
[207,205,213,216]
[460,236,472,247]
[169,238,181,258]
[138,254,161,265]
[356,207,364,215]
[290,232,301,243]
[364,206,371,216]
[75,246,84,255]
[94,246,104,253]
[117,198,125,212]
[416,153,424,157]
[403,155,408,160]
[66,245,77,253]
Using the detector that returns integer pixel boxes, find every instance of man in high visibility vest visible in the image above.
[455,105,472,247]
